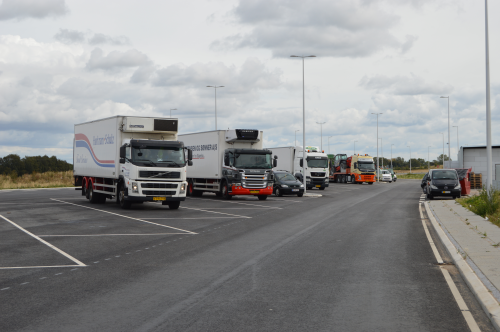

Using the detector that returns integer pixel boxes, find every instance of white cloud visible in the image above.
[86,48,151,71]
[359,74,453,96]
[0,0,68,21]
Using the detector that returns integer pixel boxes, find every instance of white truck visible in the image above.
[73,116,192,209]
[269,146,329,190]
[179,129,277,200]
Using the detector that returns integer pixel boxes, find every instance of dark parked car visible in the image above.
[421,173,429,191]
[273,171,304,197]
[425,169,461,199]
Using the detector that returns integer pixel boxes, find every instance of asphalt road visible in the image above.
[0,181,495,331]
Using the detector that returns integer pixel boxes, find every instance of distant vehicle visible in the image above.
[331,154,376,184]
[273,171,304,197]
[380,170,392,183]
[388,169,397,182]
[425,169,461,199]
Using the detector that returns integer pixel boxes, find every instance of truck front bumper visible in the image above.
[230,185,273,196]
[126,196,186,202]
[306,178,329,189]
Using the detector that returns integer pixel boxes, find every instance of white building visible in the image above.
[457,145,500,187]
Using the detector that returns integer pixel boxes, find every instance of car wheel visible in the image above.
[319,187,325,190]
[297,193,303,197]
[275,188,283,197]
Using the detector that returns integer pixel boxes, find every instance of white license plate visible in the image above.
[442,191,450,193]
[292,189,299,192]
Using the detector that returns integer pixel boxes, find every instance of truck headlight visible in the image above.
[325,179,329,183]
[180,183,186,194]
[132,182,138,193]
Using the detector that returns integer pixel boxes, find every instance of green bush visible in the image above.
[458,188,500,227]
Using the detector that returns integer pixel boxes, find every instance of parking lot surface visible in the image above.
[0,181,496,331]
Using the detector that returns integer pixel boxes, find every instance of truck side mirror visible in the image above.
[119,158,125,164]
[120,145,126,158]
[354,162,357,169]
[274,155,278,159]
[300,159,303,167]
[273,159,277,168]
[188,160,193,166]
[224,154,229,166]
[188,149,193,161]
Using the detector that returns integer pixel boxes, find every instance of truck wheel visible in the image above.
[168,201,180,209]
[275,188,283,197]
[98,194,106,203]
[187,181,194,196]
[221,181,232,200]
[88,185,99,204]
[257,195,267,201]
[118,184,131,209]
[319,187,325,191]
[368,182,374,185]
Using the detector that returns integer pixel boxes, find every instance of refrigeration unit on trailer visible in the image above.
[179,129,277,200]
[73,116,193,209]
[269,146,329,190]
[331,154,376,184]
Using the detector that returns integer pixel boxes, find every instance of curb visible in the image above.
[424,202,500,331]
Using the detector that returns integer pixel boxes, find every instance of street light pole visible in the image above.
[328,136,333,155]
[354,140,358,155]
[380,137,383,169]
[207,85,224,130]
[428,146,431,172]
[485,0,493,192]
[316,121,326,151]
[169,108,177,118]
[391,144,394,169]
[407,146,412,174]
[453,126,459,157]
[439,132,444,168]
[291,55,316,195]
[371,113,382,182]
[295,130,300,147]
[440,96,450,168]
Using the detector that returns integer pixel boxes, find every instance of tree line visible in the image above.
[0,154,73,177]
[370,154,452,169]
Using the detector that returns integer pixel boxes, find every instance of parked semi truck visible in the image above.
[269,146,329,190]
[179,129,276,200]
[331,154,376,184]
[73,116,192,209]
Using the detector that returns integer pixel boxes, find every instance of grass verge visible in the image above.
[0,171,74,190]
[457,188,500,228]
[398,173,426,179]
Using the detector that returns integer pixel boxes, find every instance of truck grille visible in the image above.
[142,190,176,196]
[242,173,267,189]
[311,172,326,177]
[311,178,324,185]
[141,183,178,189]
[139,171,180,179]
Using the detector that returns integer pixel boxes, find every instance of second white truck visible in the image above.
[269,146,329,190]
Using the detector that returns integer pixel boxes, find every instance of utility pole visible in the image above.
[439,132,444,169]
[206,86,224,130]
[485,0,493,192]
[391,144,394,169]
[371,113,383,182]
[316,121,326,151]
[428,146,431,172]
[440,96,451,168]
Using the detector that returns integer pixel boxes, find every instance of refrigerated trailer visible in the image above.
[269,146,329,190]
[73,116,193,209]
[179,129,276,200]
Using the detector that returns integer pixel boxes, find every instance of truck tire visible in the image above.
[221,181,232,200]
[275,188,283,197]
[368,182,374,185]
[88,185,99,204]
[187,180,194,196]
[118,183,131,209]
[98,194,106,203]
[319,187,325,191]
[168,201,180,209]
[257,195,267,201]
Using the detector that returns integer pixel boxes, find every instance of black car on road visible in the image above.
[425,169,461,199]
[273,171,304,197]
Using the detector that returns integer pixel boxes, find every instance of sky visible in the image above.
[0,0,498,163]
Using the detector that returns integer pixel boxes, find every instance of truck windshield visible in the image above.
[358,161,375,172]
[131,146,185,167]
[234,153,272,169]
[307,158,328,168]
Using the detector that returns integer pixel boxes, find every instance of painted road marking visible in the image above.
[0,214,86,267]
[188,197,280,209]
[180,206,251,218]
[51,199,197,234]
[419,204,480,331]
[39,233,189,237]
[0,265,82,270]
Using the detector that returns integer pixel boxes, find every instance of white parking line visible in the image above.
[39,233,189,237]
[0,214,86,267]
[0,265,83,270]
[188,197,280,209]
[51,199,197,234]
[180,206,251,218]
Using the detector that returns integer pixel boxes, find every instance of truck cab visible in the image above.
[295,146,329,190]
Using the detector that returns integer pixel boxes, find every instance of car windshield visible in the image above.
[307,158,328,168]
[358,161,375,171]
[234,153,272,169]
[277,173,296,181]
[432,170,458,180]
[382,170,390,174]
[131,145,185,167]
